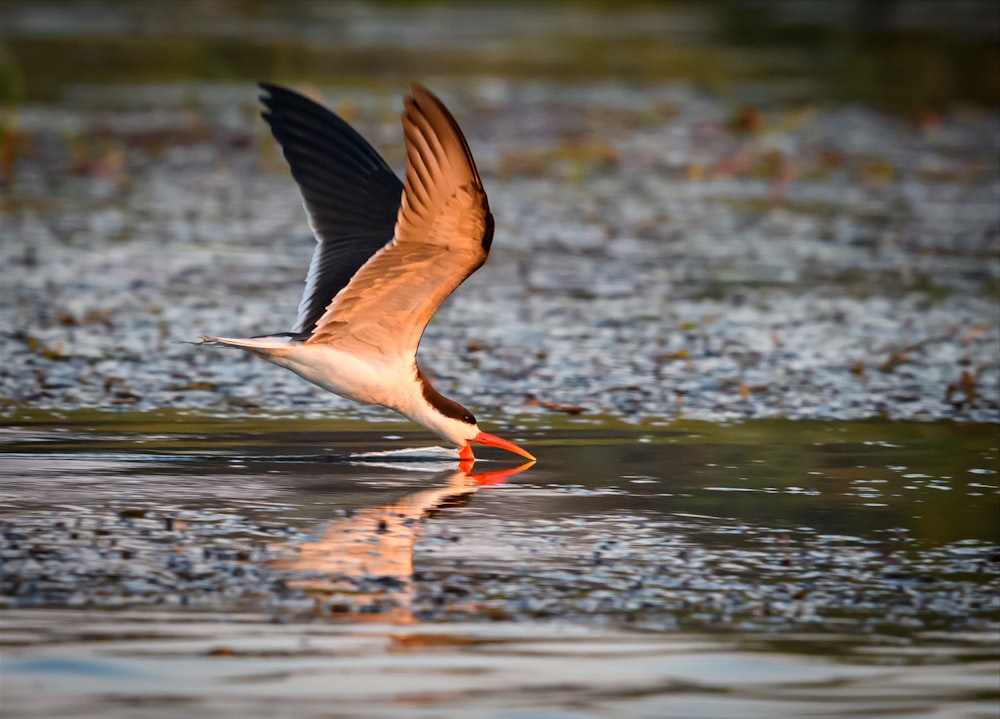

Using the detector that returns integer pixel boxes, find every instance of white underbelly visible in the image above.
[268,344,408,408]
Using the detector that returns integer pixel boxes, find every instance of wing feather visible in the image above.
[258,83,403,337]
[306,84,493,360]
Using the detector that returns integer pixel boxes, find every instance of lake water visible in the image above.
[1,412,997,718]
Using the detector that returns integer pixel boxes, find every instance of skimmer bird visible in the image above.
[200,83,533,463]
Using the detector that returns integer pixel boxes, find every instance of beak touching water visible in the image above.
[461,431,535,462]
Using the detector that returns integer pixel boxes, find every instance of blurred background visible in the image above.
[1,0,998,111]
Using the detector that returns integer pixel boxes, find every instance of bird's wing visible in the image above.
[306,84,493,359]
[259,83,404,338]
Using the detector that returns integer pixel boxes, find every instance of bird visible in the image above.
[200,82,534,464]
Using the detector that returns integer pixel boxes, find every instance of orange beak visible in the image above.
[462,431,535,462]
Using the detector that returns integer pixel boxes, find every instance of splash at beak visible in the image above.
[462,431,535,462]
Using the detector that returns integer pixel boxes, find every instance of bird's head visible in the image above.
[427,404,534,463]
[415,368,534,462]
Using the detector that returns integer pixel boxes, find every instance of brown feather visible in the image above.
[306,84,492,360]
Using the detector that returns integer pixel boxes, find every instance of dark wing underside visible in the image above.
[259,83,403,337]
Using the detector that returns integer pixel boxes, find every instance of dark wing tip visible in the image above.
[252,80,404,337]
[257,82,299,122]
[257,81,283,105]
[257,83,285,125]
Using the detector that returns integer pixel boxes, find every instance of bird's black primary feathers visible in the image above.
[258,83,404,338]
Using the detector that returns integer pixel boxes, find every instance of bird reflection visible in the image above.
[270,460,534,621]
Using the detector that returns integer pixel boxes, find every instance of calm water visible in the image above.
[1,412,997,718]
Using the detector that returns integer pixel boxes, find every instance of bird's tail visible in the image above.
[197,335,295,360]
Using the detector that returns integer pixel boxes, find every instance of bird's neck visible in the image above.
[414,366,471,423]
[388,365,471,448]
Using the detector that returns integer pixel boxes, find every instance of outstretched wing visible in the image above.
[259,83,404,337]
[306,84,493,360]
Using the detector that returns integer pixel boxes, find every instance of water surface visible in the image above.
[1,412,997,718]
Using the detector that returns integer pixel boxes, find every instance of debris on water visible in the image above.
[525,397,588,415]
